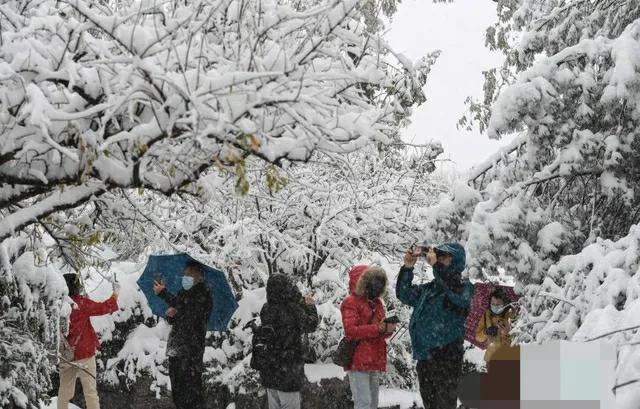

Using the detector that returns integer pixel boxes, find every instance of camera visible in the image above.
[415,245,432,256]
[415,245,449,259]
[383,315,400,324]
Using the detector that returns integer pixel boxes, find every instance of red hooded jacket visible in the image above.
[340,265,387,372]
[67,295,118,361]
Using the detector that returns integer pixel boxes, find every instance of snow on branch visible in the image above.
[0,183,106,241]
[0,0,435,239]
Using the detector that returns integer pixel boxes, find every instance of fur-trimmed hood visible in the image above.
[347,265,388,297]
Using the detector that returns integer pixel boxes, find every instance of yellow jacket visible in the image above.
[475,308,516,362]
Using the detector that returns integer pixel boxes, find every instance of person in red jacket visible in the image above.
[340,265,395,409]
[58,273,119,409]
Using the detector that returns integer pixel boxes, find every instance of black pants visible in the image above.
[168,355,206,409]
[417,340,464,409]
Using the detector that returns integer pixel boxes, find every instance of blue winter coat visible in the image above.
[395,243,473,360]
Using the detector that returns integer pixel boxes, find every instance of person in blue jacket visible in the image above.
[396,243,473,409]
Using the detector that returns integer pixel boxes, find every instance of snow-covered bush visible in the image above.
[512,223,640,407]
[0,244,67,408]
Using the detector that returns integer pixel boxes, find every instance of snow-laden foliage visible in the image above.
[0,0,441,405]
[455,0,640,283]
[89,144,447,399]
[0,242,67,409]
[183,144,445,284]
[450,0,640,403]
[511,223,640,406]
[0,0,437,241]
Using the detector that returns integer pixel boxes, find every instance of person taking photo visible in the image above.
[396,244,473,409]
[58,273,119,409]
[256,273,319,409]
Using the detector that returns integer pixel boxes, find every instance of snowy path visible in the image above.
[41,398,80,408]
[305,363,424,407]
[379,388,423,408]
[42,394,422,409]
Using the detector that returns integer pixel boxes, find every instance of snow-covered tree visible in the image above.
[189,144,445,281]
[0,0,440,406]
[453,0,640,281]
[0,0,434,241]
[453,0,640,404]
[91,142,448,400]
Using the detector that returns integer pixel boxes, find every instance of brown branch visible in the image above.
[612,378,639,392]
[585,324,640,342]
[522,168,603,188]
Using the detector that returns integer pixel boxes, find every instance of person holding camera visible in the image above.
[257,273,319,409]
[475,288,517,363]
[396,244,473,409]
[340,265,395,409]
[58,273,119,409]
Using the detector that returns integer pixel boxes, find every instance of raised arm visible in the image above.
[341,298,380,341]
[82,295,118,317]
[157,288,178,307]
[300,303,319,333]
[395,266,424,307]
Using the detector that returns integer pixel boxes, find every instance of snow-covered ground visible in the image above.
[303,363,460,408]
[304,363,346,383]
[41,398,80,409]
[379,388,423,408]
[42,391,423,409]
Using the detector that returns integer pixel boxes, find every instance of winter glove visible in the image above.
[485,326,498,337]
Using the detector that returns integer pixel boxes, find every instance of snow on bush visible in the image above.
[0,245,67,408]
[454,0,640,405]
[514,223,640,406]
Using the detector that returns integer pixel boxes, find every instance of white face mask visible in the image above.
[182,276,195,290]
[491,305,505,315]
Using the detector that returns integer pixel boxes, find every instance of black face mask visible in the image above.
[365,278,385,299]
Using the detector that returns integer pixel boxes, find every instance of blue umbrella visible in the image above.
[137,253,238,331]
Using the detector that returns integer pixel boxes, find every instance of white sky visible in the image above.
[385,0,514,172]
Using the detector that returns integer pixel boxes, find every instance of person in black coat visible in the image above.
[153,261,212,409]
[259,274,319,409]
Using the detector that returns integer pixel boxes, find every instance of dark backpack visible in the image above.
[250,324,276,371]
